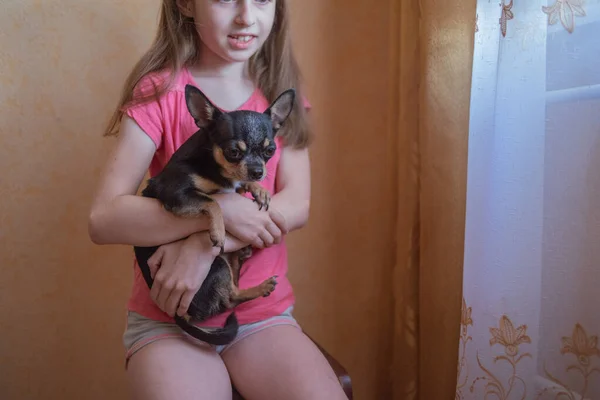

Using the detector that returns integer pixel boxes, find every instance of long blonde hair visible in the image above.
[104,0,311,148]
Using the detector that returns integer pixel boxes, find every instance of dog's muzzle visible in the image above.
[247,165,264,180]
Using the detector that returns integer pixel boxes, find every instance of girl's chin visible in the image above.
[220,48,259,63]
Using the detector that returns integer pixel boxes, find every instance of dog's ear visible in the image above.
[264,89,296,131]
[185,84,221,128]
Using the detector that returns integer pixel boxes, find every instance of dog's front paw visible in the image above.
[244,182,271,211]
[258,276,278,297]
[208,226,226,254]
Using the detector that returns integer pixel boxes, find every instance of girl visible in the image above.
[88,1,348,399]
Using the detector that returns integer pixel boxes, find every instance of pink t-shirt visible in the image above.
[123,67,308,327]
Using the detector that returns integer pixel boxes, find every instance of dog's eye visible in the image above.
[264,147,275,157]
[226,149,243,160]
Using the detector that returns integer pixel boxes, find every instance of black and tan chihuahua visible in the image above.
[134,84,296,345]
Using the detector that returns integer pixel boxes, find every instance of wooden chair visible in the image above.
[232,333,353,399]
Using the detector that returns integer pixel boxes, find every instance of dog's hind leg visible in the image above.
[226,246,277,306]
[229,276,278,306]
[228,246,253,287]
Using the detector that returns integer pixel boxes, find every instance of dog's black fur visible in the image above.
[134,84,296,345]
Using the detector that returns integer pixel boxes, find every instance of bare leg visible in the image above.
[127,338,232,400]
[222,325,348,400]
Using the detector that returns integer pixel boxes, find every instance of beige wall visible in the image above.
[0,1,396,399]
[288,2,397,398]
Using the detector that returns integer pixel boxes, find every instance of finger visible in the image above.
[156,280,174,315]
[269,208,289,235]
[149,274,162,305]
[149,265,167,302]
[177,288,196,317]
[165,285,184,318]
[148,248,164,280]
[151,250,178,311]
[258,231,274,248]
[252,235,265,249]
[149,254,169,303]
[266,221,282,244]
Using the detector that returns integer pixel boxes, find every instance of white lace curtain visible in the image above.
[456,1,600,399]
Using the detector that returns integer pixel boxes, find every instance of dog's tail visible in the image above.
[174,312,238,346]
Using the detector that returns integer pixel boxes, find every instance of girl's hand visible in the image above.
[213,193,287,249]
[147,231,220,318]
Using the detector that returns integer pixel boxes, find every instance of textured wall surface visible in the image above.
[0,1,397,398]
[0,1,161,399]
[288,2,397,398]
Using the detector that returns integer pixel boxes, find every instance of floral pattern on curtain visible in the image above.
[456,1,600,399]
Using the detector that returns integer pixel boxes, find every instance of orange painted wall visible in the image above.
[0,1,396,399]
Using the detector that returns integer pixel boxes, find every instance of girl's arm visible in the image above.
[88,116,212,247]
[268,146,311,233]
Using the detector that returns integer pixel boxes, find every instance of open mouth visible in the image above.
[227,35,256,50]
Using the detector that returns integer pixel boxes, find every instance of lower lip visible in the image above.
[228,36,256,50]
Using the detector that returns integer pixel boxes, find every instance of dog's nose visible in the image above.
[248,166,263,180]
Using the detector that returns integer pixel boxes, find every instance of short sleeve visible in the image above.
[121,73,166,150]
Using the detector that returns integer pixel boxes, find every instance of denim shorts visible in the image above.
[122,306,299,367]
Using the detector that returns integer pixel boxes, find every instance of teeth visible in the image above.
[233,35,252,42]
